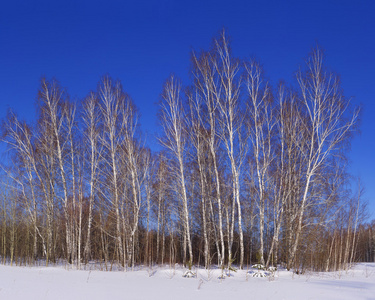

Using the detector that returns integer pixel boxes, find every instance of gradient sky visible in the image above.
[1,0,374,217]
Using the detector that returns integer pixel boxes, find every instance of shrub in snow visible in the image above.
[248,265,277,278]
[218,269,237,279]
[228,265,237,273]
[228,258,237,272]
[183,270,196,278]
[252,270,268,277]
[252,264,266,270]
[268,266,277,272]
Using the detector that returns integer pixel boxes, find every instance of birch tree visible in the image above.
[287,49,359,269]
[82,92,102,262]
[2,113,41,260]
[213,32,245,269]
[159,76,193,268]
[99,76,127,266]
[187,89,210,268]
[245,60,274,266]
[38,79,78,263]
[191,49,226,269]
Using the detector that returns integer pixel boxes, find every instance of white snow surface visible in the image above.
[0,263,374,300]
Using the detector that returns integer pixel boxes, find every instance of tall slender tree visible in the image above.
[159,76,193,268]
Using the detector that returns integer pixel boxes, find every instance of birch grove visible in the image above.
[0,32,367,272]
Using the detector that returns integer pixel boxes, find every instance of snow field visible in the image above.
[0,263,374,300]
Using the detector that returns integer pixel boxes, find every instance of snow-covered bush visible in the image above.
[252,264,266,270]
[248,265,277,278]
[183,270,196,278]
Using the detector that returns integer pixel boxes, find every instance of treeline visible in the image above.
[0,32,371,272]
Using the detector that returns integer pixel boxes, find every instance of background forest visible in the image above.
[1,32,374,273]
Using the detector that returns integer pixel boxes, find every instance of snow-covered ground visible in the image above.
[0,262,374,300]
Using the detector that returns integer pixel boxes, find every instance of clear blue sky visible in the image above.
[1,0,374,218]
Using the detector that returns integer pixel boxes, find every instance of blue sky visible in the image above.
[1,0,374,217]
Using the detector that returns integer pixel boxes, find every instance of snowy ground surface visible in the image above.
[0,262,374,300]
